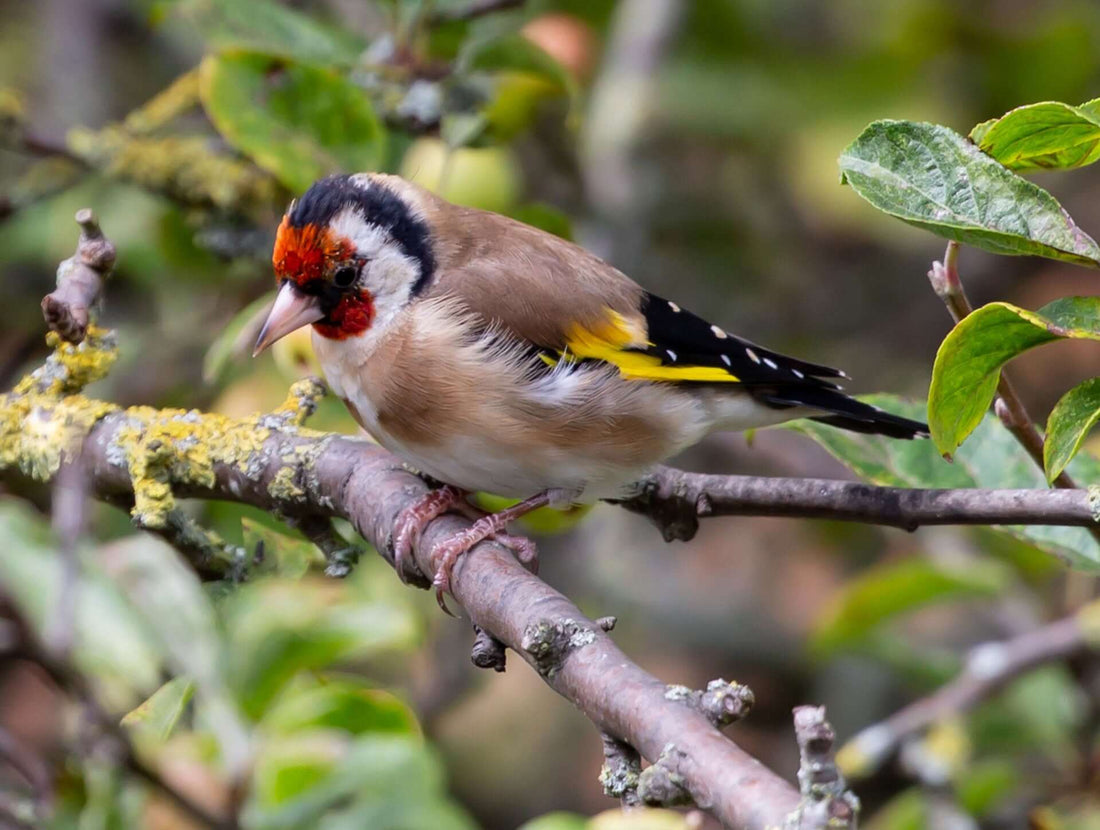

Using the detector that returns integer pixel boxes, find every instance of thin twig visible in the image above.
[46,456,86,659]
[840,603,1099,778]
[428,0,524,22]
[620,466,1100,543]
[0,726,52,817]
[788,706,859,829]
[2,627,233,830]
[928,242,1091,495]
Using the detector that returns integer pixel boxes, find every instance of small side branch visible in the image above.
[41,210,115,344]
[928,242,1096,521]
[787,706,859,829]
[620,466,1100,543]
[840,603,1100,778]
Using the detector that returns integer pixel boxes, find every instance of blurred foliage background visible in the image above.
[1,0,1100,828]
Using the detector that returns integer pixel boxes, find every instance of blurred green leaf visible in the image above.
[203,291,274,384]
[200,51,385,193]
[173,0,364,65]
[121,676,195,743]
[224,577,417,720]
[865,789,927,830]
[791,395,1100,567]
[927,298,1100,459]
[241,517,323,578]
[262,677,419,737]
[970,666,1084,763]
[462,33,572,95]
[98,536,252,773]
[590,808,695,829]
[1044,377,1100,484]
[839,120,1100,266]
[812,558,1010,656]
[247,734,475,830]
[956,759,1018,818]
[0,503,161,705]
[508,202,574,240]
[971,99,1100,172]
[518,813,589,830]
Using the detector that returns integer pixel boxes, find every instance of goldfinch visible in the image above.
[254,173,927,608]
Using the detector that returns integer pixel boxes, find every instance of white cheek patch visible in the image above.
[327,205,423,327]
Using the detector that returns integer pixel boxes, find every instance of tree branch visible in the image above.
[928,242,1095,509]
[839,601,1100,779]
[619,466,1100,542]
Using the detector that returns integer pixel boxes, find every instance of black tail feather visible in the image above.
[757,386,929,440]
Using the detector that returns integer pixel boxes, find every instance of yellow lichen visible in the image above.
[2,328,121,480]
[66,126,279,217]
[123,69,201,134]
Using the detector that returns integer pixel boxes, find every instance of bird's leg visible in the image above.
[391,485,469,584]
[431,491,552,614]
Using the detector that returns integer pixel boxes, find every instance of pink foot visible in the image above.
[391,485,468,584]
[430,492,551,614]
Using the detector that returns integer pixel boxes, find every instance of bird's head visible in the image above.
[254,173,435,355]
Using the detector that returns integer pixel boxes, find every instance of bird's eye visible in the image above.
[333,265,358,288]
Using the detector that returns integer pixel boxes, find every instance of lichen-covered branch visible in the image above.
[839,601,1100,780]
[2,372,804,829]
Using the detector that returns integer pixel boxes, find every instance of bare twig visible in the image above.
[620,466,1100,543]
[840,601,1100,779]
[45,456,86,658]
[41,210,115,344]
[470,624,507,671]
[0,726,51,817]
[788,706,859,829]
[928,242,1092,498]
[2,615,233,830]
[429,0,524,22]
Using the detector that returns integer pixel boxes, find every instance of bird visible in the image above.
[254,172,928,610]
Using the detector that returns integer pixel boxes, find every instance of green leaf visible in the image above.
[1044,377,1100,483]
[261,678,419,737]
[203,291,274,384]
[811,558,1010,656]
[247,734,475,830]
[0,503,161,706]
[172,0,364,65]
[928,298,1100,458]
[241,518,323,578]
[971,99,1100,172]
[517,813,589,830]
[121,676,195,743]
[98,536,252,773]
[224,577,418,719]
[969,666,1084,762]
[956,759,1018,818]
[839,120,1100,266]
[791,395,1100,568]
[200,51,385,193]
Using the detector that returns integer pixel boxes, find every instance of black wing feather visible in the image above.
[637,292,928,439]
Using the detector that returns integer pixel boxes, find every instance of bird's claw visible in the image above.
[429,521,541,614]
[390,485,467,584]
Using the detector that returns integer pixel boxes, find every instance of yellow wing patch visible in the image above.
[558,309,740,383]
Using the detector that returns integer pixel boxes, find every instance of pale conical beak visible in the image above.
[253,282,325,357]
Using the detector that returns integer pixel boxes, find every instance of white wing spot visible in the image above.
[746,348,761,364]
[668,301,681,313]
[792,368,804,378]
[711,324,727,339]
[764,358,778,369]
[721,354,731,366]
[666,349,678,361]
